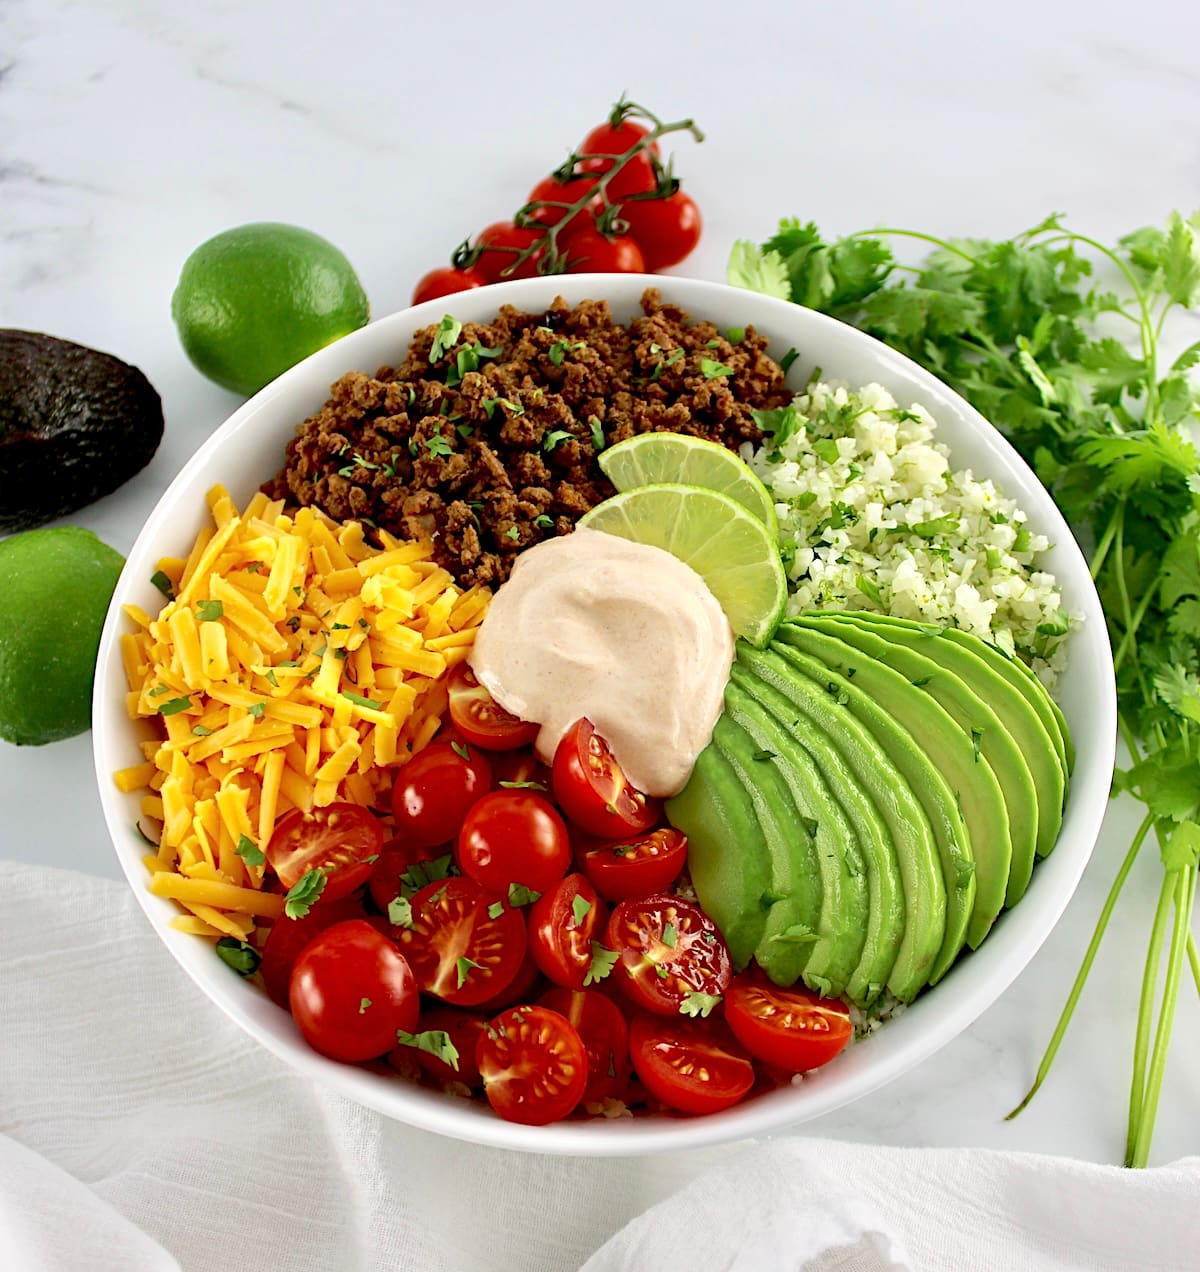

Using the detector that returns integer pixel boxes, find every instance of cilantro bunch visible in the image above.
[730,212,1200,1166]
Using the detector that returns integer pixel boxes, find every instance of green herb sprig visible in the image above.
[730,210,1200,1167]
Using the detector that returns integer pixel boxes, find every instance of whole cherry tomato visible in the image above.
[524,174,600,241]
[288,919,419,1062]
[456,790,571,894]
[618,190,702,271]
[258,894,366,1006]
[411,265,486,306]
[265,802,383,901]
[551,718,661,839]
[471,222,544,283]
[391,740,491,850]
[564,231,646,274]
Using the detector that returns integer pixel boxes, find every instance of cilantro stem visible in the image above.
[1111,561,1167,674]
[1088,503,1123,583]
[1188,932,1200,998]
[846,227,977,264]
[1128,863,1196,1168]
[1125,855,1175,1163]
[1007,811,1154,1121]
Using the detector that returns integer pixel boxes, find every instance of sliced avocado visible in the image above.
[768,632,975,983]
[664,739,771,969]
[833,611,1066,874]
[727,663,904,1006]
[717,684,870,1001]
[779,621,1010,951]
[802,614,1040,908]
[735,645,946,1000]
[0,330,164,532]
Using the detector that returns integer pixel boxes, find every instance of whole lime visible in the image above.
[171,221,370,397]
[0,526,125,745]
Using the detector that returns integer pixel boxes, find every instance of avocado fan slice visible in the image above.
[664,742,771,969]
[801,614,1040,909]
[733,648,943,1002]
[769,632,975,983]
[726,663,905,1006]
[832,611,1067,871]
[717,684,872,1002]
[779,621,1011,951]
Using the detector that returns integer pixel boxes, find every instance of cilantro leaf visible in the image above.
[284,868,327,919]
[395,1028,461,1072]
[235,834,265,867]
[726,241,790,299]
[215,938,261,977]
[429,315,463,362]
[678,991,722,1018]
[584,942,618,985]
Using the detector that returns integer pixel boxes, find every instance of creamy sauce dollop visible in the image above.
[469,528,735,798]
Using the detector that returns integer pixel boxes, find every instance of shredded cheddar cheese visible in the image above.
[118,485,488,938]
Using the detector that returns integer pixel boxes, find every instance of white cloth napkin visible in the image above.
[2,860,1196,1272]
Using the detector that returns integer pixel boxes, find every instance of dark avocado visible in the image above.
[0,330,164,532]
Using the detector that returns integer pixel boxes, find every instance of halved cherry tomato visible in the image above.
[259,895,366,1006]
[288,919,419,1063]
[265,802,383,901]
[393,876,526,1007]
[475,1005,588,1125]
[524,174,600,241]
[564,231,645,274]
[582,828,688,901]
[469,938,544,1014]
[447,663,540,751]
[538,988,631,1105]
[551,718,661,839]
[577,118,659,199]
[472,222,544,283]
[724,974,853,1072]
[617,190,702,271]
[606,893,731,1016]
[628,1011,755,1115]
[391,740,491,850]
[367,841,447,915]
[389,1004,487,1089]
[411,265,486,306]
[527,873,607,991]
[456,790,571,894]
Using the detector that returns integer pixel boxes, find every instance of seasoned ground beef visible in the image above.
[264,289,792,588]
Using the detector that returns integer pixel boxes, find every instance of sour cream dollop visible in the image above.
[469,527,734,798]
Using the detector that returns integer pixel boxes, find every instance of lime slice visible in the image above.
[578,483,787,646]
[599,433,778,538]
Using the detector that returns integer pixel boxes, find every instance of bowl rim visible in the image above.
[92,272,1116,1156]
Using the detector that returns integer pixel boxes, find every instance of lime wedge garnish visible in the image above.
[599,433,778,539]
[578,483,787,646]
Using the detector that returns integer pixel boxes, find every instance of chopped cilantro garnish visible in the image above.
[284,868,327,919]
[358,997,372,1014]
[498,779,547,791]
[157,695,193,716]
[450,740,470,761]
[752,749,776,761]
[504,526,520,542]
[235,834,265,867]
[150,569,175,599]
[533,514,554,531]
[588,416,606,451]
[341,690,379,710]
[661,922,677,948]
[679,991,722,1018]
[387,896,415,928]
[248,702,266,719]
[429,314,463,361]
[455,955,483,988]
[507,882,542,907]
[571,894,592,928]
[215,938,260,977]
[395,1028,460,1072]
[726,326,746,344]
[779,347,800,375]
[584,942,618,985]
[542,429,573,452]
[487,900,505,920]
[196,599,223,622]
[700,358,734,379]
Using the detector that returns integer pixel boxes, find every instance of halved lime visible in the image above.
[578,483,787,646]
[599,433,778,538]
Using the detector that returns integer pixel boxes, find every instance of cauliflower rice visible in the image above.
[744,380,1075,684]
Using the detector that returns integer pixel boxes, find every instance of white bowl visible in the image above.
[93,274,1116,1156]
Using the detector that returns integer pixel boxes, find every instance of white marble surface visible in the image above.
[2,0,1198,1175]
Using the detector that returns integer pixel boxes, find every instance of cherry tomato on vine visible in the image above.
[606,893,731,1016]
[581,827,688,901]
[265,801,383,900]
[538,987,631,1105]
[577,118,659,199]
[628,1011,755,1115]
[393,876,526,1007]
[524,174,600,241]
[475,1005,589,1125]
[551,718,661,839]
[447,662,540,751]
[288,919,419,1063]
[259,895,366,1006]
[618,190,702,271]
[411,265,486,306]
[564,231,646,274]
[456,790,571,894]
[527,873,607,991]
[391,740,491,850]
[471,222,544,283]
[724,974,853,1073]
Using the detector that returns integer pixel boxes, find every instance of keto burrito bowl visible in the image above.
[93,274,1115,1155]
